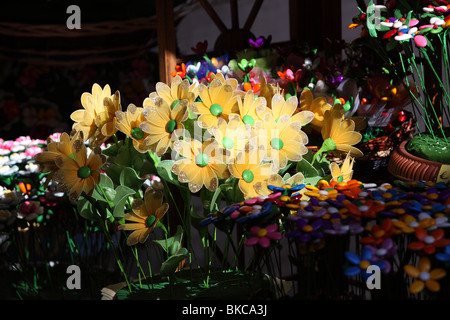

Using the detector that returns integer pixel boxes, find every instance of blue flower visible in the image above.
[344,248,386,279]
[436,244,450,263]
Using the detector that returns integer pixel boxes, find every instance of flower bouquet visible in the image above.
[28,38,376,299]
[349,0,450,183]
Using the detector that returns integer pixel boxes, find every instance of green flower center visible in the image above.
[145,215,156,228]
[170,99,180,109]
[242,169,254,183]
[131,127,144,140]
[195,153,209,167]
[210,104,223,117]
[77,166,91,179]
[270,138,284,150]
[222,136,234,149]
[243,115,254,126]
[165,119,177,133]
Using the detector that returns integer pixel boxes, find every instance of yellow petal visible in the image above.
[409,280,425,294]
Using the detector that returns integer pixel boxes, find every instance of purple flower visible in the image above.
[286,218,325,242]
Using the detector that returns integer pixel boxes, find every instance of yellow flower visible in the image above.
[299,88,332,133]
[267,172,305,188]
[211,117,252,162]
[404,256,446,294]
[209,72,241,92]
[145,75,198,110]
[229,90,266,128]
[256,93,314,128]
[189,79,240,131]
[118,187,169,246]
[330,152,355,182]
[140,95,188,157]
[320,103,363,158]
[70,83,121,146]
[259,76,283,108]
[53,140,105,201]
[257,113,309,170]
[34,131,83,188]
[228,144,276,199]
[172,138,230,193]
[115,104,152,153]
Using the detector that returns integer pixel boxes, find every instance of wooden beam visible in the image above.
[198,0,228,33]
[243,0,264,30]
[156,0,176,85]
[230,0,239,29]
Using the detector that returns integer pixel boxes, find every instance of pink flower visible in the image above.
[244,224,283,248]
[18,201,44,221]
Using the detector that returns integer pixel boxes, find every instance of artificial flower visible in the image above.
[171,63,187,78]
[208,72,241,92]
[34,131,83,188]
[259,76,284,109]
[244,223,283,248]
[256,94,314,130]
[319,103,363,159]
[299,88,332,132]
[145,75,198,110]
[229,90,266,128]
[344,247,387,279]
[330,152,355,182]
[189,79,240,131]
[285,218,325,242]
[118,187,169,246]
[52,140,105,201]
[257,112,308,170]
[211,117,252,162]
[140,95,188,156]
[17,200,44,221]
[172,138,230,193]
[407,227,450,255]
[70,83,121,146]
[115,104,152,153]
[404,256,447,294]
[227,144,276,199]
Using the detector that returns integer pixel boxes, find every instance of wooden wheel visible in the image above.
[198,0,264,56]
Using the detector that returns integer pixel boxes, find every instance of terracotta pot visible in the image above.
[388,140,444,182]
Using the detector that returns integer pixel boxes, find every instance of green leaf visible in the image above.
[112,185,135,218]
[157,160,186,188]
[210,183,233,215]
[366,1,378,38]
[153,225,184,256]
[160,248,189,276]
[296,158,319,178]
[99,173,114,189]
[119,167,145,191]
[103,163,124,186]
[77,197,102,222]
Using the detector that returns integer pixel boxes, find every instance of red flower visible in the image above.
[408,228,450,255]
[171,63,187,78]
[191,40,208,54]
[360,218,396,246]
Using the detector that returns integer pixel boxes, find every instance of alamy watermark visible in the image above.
[66,5,81,30]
